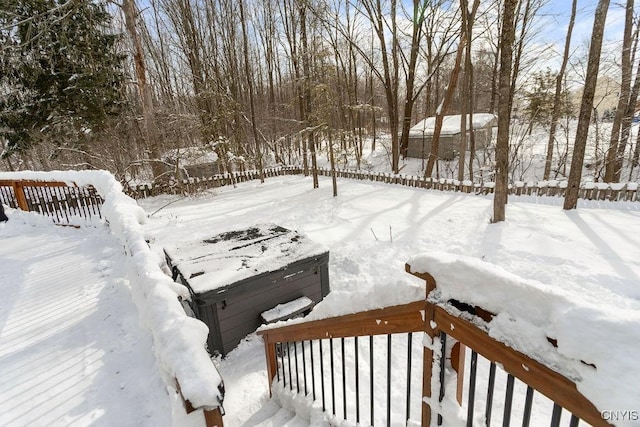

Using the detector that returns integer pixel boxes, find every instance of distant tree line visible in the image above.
[1,0,639,218]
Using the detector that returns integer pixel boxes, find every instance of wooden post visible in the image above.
[13,181,29,211]
[178,379,224,427]
[263,338,278,396]
[203,407,224,427]
[451,341,466,405]
[406,267,439,427]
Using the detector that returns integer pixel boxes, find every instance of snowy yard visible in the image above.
[138,175,640,426]
[2,174,639,426]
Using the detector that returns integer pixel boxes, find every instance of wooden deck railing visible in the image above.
[0,179,103,224]
[177,379,224,427]
[0,176,224,426]
[258,266,610,426]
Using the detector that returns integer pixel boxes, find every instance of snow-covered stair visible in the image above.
[253,407,309,427]
[241,400,310,427]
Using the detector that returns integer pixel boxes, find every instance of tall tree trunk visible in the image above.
[361,0,400,172]
[329,131,338,197]
[604,0,634,182]
[489,9,502,115]
[613,1,639,181]
[300,2,318,188]
[239,0,264,183]
[425,34,466,178]
[122,0,164,182]
[544,0,576,180]
[458,0,480,182]
[493,0,518,223]
[399,0,427,159]
[564,0,610,210]
[631,124,640,178]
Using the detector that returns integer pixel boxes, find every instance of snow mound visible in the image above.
[0,170,222,410]
[407,251,640,424]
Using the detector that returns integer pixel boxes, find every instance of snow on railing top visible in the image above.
[0,170,223,410]
[406,252,640,423]
[120,166,640,203]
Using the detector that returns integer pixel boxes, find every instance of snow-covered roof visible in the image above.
[165,224,328,294]
[162,146,218,166]
[409,113,496,136]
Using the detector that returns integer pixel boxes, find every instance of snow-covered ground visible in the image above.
[2,172,639,426]
[0,214,171,426]
[137,175,640,426]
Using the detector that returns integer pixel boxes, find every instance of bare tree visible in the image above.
[543,0,576,181]
[493,0,517,223]
[604,0,634,182]
[240,0,264,182]
[564,0,610,210]
[458,0,480,183]
[425,33,465,178]
[122,0,164,182]
[359,0,401,173]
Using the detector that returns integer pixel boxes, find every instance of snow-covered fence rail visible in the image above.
[314,167,640,202]
[0,171,225,426]
[122,165,639,203]
[0,179,103,224]
[258,257,614,426]
[123,166,302,198]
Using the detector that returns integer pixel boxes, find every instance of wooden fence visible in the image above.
[123,166,302,199]
[123,166,639,202]
[257,266,609,427]
[0,179,103,224]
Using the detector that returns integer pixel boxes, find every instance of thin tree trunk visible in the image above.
[564,0,610,210]
[329,131,338,197]
[122,0,164,182]
[493,0,518,222]
[300,2,318,188]
[614,5,640,181]
[604,0,634,182]
[630,124,640,178]
[239,0,264,183]
[425,34,466,178]
[458,0,479,182]
[466,0,480,182]
[399,0,427,159]
[544,0,576,180]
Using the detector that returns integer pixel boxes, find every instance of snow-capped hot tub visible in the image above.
[164,224,330,356]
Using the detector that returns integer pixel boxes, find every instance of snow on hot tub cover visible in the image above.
[165,224,328,294]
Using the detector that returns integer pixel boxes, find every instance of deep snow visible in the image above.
[137,175,640,426]
[0,214,172,426]
[2,171,639,426]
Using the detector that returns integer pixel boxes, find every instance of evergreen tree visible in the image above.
[524,69,573,129]
[0,0,126,158]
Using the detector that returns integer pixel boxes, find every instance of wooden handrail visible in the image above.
[257,300,431,424]
[259,264,610,426]
[432,304,608,427]
[257,300,426,344]
[406,266,610,427]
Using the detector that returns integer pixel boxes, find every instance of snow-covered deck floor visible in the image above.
[0,219,171,426]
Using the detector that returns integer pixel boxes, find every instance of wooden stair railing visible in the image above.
[258,266,610,426]
[258,300,433,425]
